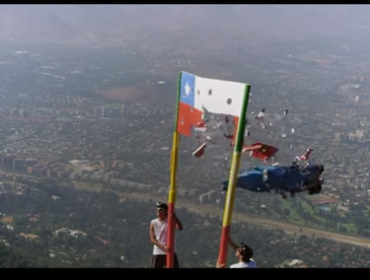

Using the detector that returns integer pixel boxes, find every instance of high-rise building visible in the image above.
[334,133,341,142]
[10,108,18,116]
[0,154,5,168]
[103,107,110,117]
[94,107,103,117]
[25,158,37,167]
[3,155,16,170]
[13,158,25,172]
[111,107,121,117]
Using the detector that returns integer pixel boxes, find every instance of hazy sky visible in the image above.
[0,5,369,47]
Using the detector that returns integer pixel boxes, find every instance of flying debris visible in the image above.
[223,133,234,140]
[221,164,325,199]
[190,104,291,162]
[255,109,265,120]
[201,105,211,121]
[193,142,207,157]
[157,81,166,84]
[194,120,207,132]
[192,133,214,157]
[214,123,222,129]
[242,142,278,161]
[293,147,313,164]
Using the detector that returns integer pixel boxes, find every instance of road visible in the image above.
[74,183,370,249]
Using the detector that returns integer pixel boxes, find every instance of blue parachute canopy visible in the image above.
[222,164,324,198]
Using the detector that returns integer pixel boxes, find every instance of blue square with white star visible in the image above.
[180,71,196,107]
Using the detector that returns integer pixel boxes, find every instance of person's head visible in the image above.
[156,201,168,219]
[236,242,253,262]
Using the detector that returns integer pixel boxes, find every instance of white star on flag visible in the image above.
[184,83,191,95]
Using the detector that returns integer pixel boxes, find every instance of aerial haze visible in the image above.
[1,5,370,50]
[1,4,370,268]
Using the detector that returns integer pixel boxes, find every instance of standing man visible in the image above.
[216,235,257,268]
[149,201,183,268]
[228,235,256,268]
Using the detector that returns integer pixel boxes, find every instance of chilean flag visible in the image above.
[176,71,248,140]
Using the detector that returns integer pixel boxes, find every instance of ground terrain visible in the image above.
[73,182,370,249]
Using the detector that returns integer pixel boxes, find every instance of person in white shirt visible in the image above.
[216,235,257,268]
[149,201,183,268]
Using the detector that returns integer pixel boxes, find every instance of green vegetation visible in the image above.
[231,191,370,237]
[0,179,370,267]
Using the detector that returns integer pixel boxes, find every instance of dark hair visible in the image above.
[156,201,168,211]
[239,243,253,262]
